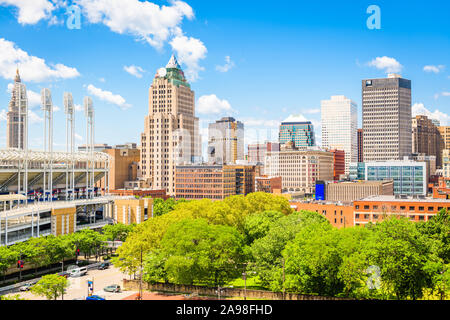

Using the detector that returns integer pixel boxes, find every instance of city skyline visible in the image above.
[0,1,449,156]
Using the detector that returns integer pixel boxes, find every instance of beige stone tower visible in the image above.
[140,55,201,195]
[6,69,26,149]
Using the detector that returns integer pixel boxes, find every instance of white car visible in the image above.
[19,283,33,291]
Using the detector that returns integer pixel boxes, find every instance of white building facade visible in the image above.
[321,95,358,174]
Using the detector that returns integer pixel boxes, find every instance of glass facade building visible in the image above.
[349,161,426,196]
[279,122,315,148]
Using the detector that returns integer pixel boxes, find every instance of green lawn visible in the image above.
[227,276,267,291]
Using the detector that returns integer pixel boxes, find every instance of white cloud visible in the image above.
[423,65,445,73]
[75,133,83,141]
[368,56,403,74]
[170,32,207,82]
[124,65,145,78]
[77,0,193,48]
[99,78,105,83]
[216,56,235,73]
[0,38,80,82]
[283,114,309,123]
[0,109,7,121]
[435,92,450,99]
[86,84,131,110]
[412,103,450,126]
[197,94,233,115]
[27,89,42,108]
[28,109,43,124]
[76,0,206,81]
[74,104,83,112]
[0,0,56,25]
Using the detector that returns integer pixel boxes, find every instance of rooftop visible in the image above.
[358,195,450,203]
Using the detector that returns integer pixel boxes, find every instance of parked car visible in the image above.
[103,284,121,293]
[98,262,109,270]
[19,283,33,291]
[86,295,106,300]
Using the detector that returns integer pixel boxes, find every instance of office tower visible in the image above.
[439,126,450,150]
[279,119,315,148]
[140,54,201,196]
[412,115,442,167]
[321,95,358,173]
[357,129,364,163]
[362,74,412,161]
[208,117,244,164]
[6,69,28,149]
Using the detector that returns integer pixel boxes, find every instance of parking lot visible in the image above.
[10,265,135,300]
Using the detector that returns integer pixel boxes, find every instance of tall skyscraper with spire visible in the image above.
[6,69,28,149]
[140,55,201,195]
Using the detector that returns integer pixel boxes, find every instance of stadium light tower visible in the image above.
[64,92,75,201]
[84,97,94,200]
[41,88,54,202]
[16,81,28,203]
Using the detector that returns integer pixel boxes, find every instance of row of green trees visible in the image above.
[0,223,135,282]
[113,192,450,300]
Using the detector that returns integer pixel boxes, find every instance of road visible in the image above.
[9,266,136,300]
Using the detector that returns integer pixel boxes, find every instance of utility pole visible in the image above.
[282,258,286,300]
[242,271,247,300]
[137,245,143,300]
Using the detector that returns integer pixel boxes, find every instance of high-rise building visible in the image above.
[208,117,244,164]
[412,115,442,167]
[6,69,28,149]
[321,95,358,174]
[357,129,364,163]
[140,55,201,196]
[362,74,412,161]
[438,126,450,150]
[279,120,315,148]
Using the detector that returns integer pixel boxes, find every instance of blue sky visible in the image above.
[0,0,449,158]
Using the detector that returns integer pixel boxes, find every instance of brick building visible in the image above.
[291,201,354,228]
[255,176,282,193]
[353,195,450,226]
[174,164,255,200]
